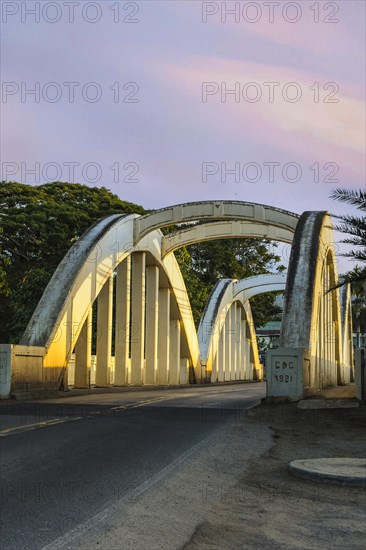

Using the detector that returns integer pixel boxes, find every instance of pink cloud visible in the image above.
[154,57,365,181]
[203,1,361,55]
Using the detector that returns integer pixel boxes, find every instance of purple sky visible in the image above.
[1,1,365,274]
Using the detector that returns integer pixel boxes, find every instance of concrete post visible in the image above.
[0,344,12,399]
[237,308,243,380]
[218,324,225,382]
[130,252,146,385]
[96,277,113,386]
[180,358,189,384]
[319,287,324,389]
[230,305,237,381]
[224,311,231,381]
[354,348,366,402]
[158,287,170,384]
[145,265,159,384]
[114,256,131,386]
[169,319,180,385]
[74,312,91,388]
[266,347,310,401]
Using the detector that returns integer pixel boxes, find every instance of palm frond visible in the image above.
[330,188,366,210]
[328,266,366,292]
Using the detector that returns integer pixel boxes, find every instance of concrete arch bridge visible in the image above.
[1,201,353,401]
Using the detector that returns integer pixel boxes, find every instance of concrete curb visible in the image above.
[297,399,359,409]
[289,458,366,487]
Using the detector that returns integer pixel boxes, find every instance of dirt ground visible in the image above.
[184,402,366,550]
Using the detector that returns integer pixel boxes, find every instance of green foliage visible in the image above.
[330,188,366,338]
[175,238,284,328]
[0,181,145,342]
[330,188,366,271]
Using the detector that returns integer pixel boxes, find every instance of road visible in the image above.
[0,383,265,549]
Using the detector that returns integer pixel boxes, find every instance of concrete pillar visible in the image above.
[241,321,247,380]
[145,265,159,384]
[325,269,330,386]
[130,252,146,385]
[230,305,237,381]
[237,308,243,380]
[318,283,323,389]
[211,351,218,382]
[180,358,189,385]
[169,319,180,385]
[74,312,91,388]
[158,287,170,384]
[114,257,131,386]
[96,277,113,386]
[354,348,366,402]
[244,321,251,379]
[224,311,231,381]
[218,324,225,382]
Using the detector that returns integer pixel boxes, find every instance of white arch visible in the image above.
[197,274,286,383]
[21,214,201,386]
[233,273,287,300]
[162,221,294,257]
[134,200,299,244]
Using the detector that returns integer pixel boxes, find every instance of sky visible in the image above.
[1,0,365,274]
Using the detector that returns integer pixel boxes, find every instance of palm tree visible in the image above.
[330,188,366,287]
[330,188,366,347]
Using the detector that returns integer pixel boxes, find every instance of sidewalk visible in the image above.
[184,398,366,550]
[309,383,356,400]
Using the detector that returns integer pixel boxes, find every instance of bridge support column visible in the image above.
[96,277,113,387]
[224,312,231,381]
[237,308,243,380]
[169,319,180,384]
[245,324,251,380]
[145,265,159,384]
[158,287,170,384]
[230,306,237,381]
[114,257,131,386]
[217,325,225,382]
[131,252,146,385]
[74,312,91,388]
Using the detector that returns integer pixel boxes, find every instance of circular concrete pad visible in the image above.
[289,458,366,487]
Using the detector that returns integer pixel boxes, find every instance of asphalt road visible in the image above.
[0,383,265,549]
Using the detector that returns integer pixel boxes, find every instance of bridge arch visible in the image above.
[162,221,294,257]
[198,274,286,383]
[20,214,200,388]
[134,200,299,244]
[267,211,343,399]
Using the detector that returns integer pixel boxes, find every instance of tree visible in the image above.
[330,188,366,286]
[330,188,366,346]
[175,238,285,328]
[0,181,145,342]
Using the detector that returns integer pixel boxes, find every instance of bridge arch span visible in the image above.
[198,274,286,383]
[162,221,294,257]
[20,214,200,387]
[267,211,343,399]
[134,200,299,245]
